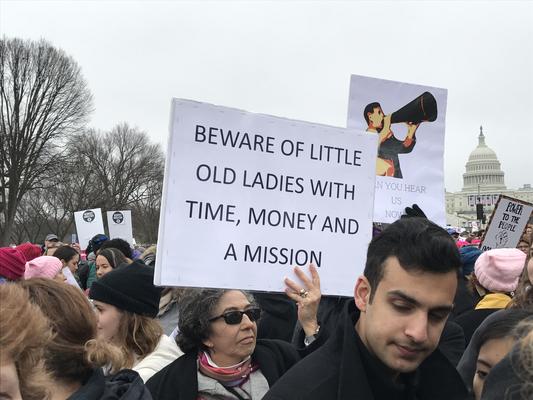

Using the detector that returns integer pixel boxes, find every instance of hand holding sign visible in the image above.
[284,264,321,337]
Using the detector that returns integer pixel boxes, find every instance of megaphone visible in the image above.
[390,92,437,125]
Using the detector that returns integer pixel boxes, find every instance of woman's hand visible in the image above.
[284,264,321,337]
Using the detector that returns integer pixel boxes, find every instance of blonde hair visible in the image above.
[19,278,124,380]
[113,311,163,369]
[0,283,53,400]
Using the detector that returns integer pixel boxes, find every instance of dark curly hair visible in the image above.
[176,288,255,354]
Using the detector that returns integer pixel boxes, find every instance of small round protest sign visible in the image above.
[83,210,96,223]
[112,211,124,224]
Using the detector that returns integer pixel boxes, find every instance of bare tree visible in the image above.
[69,124,165,241]
[69,124,164,209]
[0,37,93,245]
[11,125,165,245]
[132,177,163,244]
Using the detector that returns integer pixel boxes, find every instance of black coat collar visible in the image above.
[333,301,467,400]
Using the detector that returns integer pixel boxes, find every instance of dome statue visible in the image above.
[462,126,506,191]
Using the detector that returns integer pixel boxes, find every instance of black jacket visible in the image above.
[146,339,303,400]
[264,302,468,400]
[255,292,297,342]
[68,369,152,400]
[454,308,498,346]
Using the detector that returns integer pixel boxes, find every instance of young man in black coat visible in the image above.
[264,218,468,400]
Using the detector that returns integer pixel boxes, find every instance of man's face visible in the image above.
[367,107,384,129]
[355,256,457,375]
[45,239,58,249]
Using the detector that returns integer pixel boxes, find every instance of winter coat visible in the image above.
[264,302,468,400]
[450,276,476,320]
[454,292,512,346]
[255,292,297,342]
[146,339,303,400]
[437,320,466,367]
[67,369,152,400]
[133,334,183,382]
[291,295,348,346]
[156,289,181,336]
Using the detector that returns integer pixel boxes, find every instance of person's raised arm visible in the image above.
[284,264,321,338]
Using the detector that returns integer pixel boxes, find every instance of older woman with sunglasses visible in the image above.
[146,265,322,400]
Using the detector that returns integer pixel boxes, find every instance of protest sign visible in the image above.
[107,210,133,245]
[155,99,378,296]
[347,75,447,225]
[62,267,81,290]
[74,208,105,250]
[479,195,533,251]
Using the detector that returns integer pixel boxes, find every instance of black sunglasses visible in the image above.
[209,308,261,325]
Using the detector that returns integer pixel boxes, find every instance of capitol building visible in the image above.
[445,127,533,228]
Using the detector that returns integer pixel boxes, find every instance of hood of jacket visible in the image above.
[68,369,153,400]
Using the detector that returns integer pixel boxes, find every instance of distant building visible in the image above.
[445,127,533,229]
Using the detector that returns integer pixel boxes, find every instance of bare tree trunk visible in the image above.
[0,37,92,245]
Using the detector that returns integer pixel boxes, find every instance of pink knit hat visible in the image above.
[0,247,26,281]
[474,248,526,293]
[16,242,42,262]
[24,256,63,280]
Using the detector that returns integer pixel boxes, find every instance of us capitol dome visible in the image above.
[462,126,506,191]
[445,126,533,228]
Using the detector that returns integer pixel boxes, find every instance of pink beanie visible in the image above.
[0,247,26,281]
[24,256,63,280]
[474,248,526,293]
[16,242,42,262]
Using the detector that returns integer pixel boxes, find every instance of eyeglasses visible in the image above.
[208,308,261,325]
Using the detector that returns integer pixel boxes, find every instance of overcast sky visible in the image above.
[2,0,532,192]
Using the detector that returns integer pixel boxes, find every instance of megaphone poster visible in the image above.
[347,75,447,225]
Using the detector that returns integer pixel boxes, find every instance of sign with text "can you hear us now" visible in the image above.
[155,99,378,296]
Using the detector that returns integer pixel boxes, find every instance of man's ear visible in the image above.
[354,276,372,312]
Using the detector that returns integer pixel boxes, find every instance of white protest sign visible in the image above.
[480,196,533,251]
[155,99,378,296]
[347,75,447,225]
[107,210,133,245]
[62,267,81,290]
[74,208,105,250]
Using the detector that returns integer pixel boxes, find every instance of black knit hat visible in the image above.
[89,260,161,317]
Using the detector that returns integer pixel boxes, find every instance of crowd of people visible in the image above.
[1,213,532,400]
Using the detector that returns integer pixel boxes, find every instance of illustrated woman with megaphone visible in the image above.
[364,91,438,179]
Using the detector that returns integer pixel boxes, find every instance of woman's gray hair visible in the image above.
[176,288,255,354]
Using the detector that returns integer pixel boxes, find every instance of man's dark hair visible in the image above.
[364,217,461,301]
[99,238,132,259]
[363,102,382,125]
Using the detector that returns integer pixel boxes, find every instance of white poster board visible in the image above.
[62,267,81,290]
[107,210,133,245]
[74,208,105,250]
[480,196,533,251]
[347,75,447,225]
[155,99,378,296]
